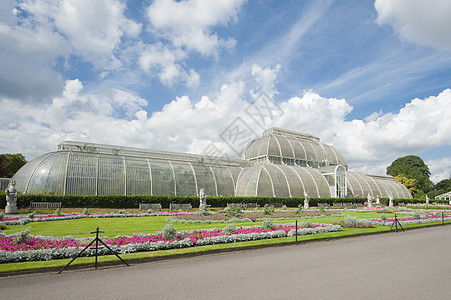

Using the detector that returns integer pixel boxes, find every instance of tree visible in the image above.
[387,155,433,197]
[0,153,27,178]
[428,178,451,199]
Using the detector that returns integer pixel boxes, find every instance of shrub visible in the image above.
[299,221,313,228]
[261,219,275,230]
[223,224,237,234]
[225,204,242,217]
[345,215,360,227]
[55,208,62,216]
[14,227,31,244]
[0,223,6,230]
[199,205,213,216]
[263,204,275,215]
[294,204,303,214]
[81,207,90,215]
[162,224,177,240]
[380,213,387,221]
[281,205,287,210]
[319,206,326,213]
[146,209,153,213]
[118,209,125,214]
[412,211,421,219]
[0,212,3,221]
[28,212,35,219]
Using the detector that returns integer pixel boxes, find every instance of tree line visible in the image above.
[0,154,27,178]
[386,155,450,199]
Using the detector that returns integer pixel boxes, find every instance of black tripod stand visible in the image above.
[58,226,129,274]
[389,214,405,232]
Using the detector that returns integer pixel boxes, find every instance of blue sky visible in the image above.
[0,0,450,182]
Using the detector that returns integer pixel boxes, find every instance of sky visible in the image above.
[0,0,450,183]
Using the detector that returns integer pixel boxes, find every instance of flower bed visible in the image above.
[166,211,339,224]
[370,213,451,226]
[1,211,197,226]
[0,223,341,263]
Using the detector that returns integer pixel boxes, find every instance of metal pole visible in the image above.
[295,219,298,245]
[95,226,99,269]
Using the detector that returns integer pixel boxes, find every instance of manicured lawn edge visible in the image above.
[1,221,450,277]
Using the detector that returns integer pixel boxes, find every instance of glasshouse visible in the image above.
[13,127,412,199]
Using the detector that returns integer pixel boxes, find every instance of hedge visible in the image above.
[1,192,446,209]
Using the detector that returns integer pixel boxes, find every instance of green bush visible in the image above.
[14,227,31,244]
[81,207,90,215]
[0,222,6,230]
[162,224,177,240]
[0,212,3,221]
[299,221,313,228]
[294,204,303,214]
[380,213,387,221]
[225,204,242,217]
[263,204,275,215]
[55,208,62,216]
[281,205,287,210]
[222,224,237,234]
[261,219,275,230]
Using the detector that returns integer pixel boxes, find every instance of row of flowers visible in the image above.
[0,223,341,263]
[165,214,344,224]
[370,214,451,226]
[1,211,197,226]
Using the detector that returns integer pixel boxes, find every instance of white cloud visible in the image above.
[138,43,200,87]
[250,64,281,99]
[375,0,451,51]
[52,0,141,69]
[427,157,451,183]
[0,0,142,101]
[146,0,245,56]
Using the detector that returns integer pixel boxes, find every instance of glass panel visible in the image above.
[268,136,281,157]
[172,161,197,196]
[26,152,67,195]
[265,165,290,197]
[277,136,294,159]
[211,166,235,196]
[256,167,273,196]
[283,166,304,197]
[66,152,97,195]
[13,153,54,193]
[98,155,125,195]
[191,163,216,196]
[149,160,175,196]
[125,158,151,195]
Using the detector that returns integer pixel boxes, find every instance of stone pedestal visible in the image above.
[5,204,17,214]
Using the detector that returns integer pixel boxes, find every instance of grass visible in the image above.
[1,209,450,274]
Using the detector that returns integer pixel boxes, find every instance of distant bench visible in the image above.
[139,203,162,212]
[169,203,192,212]
[227,203,260,210]
[29,201,62,213]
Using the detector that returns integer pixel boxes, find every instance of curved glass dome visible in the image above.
[235,163,332,198]
[12,128,412,199]
[13,142,246,196]
[346,172,412,199]
[239,128,347,168]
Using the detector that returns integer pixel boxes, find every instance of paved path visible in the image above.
[1,226,451,299]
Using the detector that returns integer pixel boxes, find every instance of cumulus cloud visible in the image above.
[427,157,451,183]
[138,43,199,87]
[375,0,451,51]
[0,0,142,101]
[146,0,244,56]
